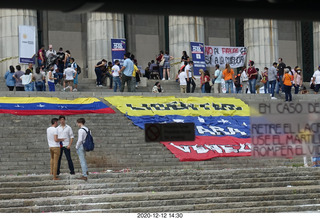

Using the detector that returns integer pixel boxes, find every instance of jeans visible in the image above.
[284,85,292,101]
[35,81,44,91]
[225,80,234,93]
[131,77,136,92]
[276,75,283,94]
[294,85,300,94]
[263,81,269,94]
[249,79,256,94]
[24,83,33,91]
[95,67,102,85]
[113,76,121,92]
[186,78,196,93]
[57,147,75,175]
[120,74,132,92]
[269,80,276,97]
[48,81,55,91]
[76,145,88,177]
[159,66,163,79]
[201,84,205,93]
[235,87,242,93]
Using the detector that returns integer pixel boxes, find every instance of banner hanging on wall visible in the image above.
[19,25,36,64]
[111,38,126,66]
[190,42,206,76]
[205,46,247,68]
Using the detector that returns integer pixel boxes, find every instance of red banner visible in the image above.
[161,136,251,161]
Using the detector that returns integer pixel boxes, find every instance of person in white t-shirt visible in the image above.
[312,66,320,94]
[112,60,121,92]
[63,63,76,92]
[47,118,65,180]
[75,118,89,181]
[177,66,187,93]
[185,61,196,93]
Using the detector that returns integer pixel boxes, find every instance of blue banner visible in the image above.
[111,38,126,66]
[190,42,206,76]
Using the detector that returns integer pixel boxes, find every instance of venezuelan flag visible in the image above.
[105,96,251,161]
[0,97,115,115]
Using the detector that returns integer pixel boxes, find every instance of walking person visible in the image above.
[204,70,211,93]
[177,66,187,93]
[283,68,292,102]
[213,64,222,93]
[75,118,89,181]
[112,60,121,92]
[57,116,75,176]
[4,65,16,91]
[293,68,303,94]
[222,63,235,93]
[186,61,196,93]
[119,53,134,92]
[268,62,278,99]
[63,63,76,92]
[47,118,65,180]
[48,66,56,92]
[312,66,320,94]
[247,60,258,94]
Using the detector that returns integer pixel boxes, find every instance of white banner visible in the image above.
[19,25,36,64]
[205,46,247,68]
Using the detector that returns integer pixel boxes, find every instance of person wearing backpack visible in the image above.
[75,118,90,181]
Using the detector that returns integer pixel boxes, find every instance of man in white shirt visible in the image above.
[112,60,121,92]
[47,118,65,180]
[177,69,187,93]
[57,116,75,176]
[312,66,320,94]
[185,61,196,93]
[63,63,76,92]
[46,45,56,59]
[76,118,89,181]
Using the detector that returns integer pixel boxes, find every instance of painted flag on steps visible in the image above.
[0,97,115,115]
[105,96,252,161]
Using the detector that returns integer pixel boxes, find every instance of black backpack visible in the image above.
[76,63,81,74]
[81,128,94,151]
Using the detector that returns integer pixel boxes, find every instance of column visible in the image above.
[313,22,320,67]
[244,19,279,69]
[87,13,125,79]
[169,16,204,77]
[0,9,37,76]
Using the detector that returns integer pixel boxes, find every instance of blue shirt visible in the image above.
[214,69,223,83]
[4,71,16,87]
[122,58,134,77]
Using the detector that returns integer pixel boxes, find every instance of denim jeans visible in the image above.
[276,75,283,94]
[269,80,276,97]
[263,81,269,94]
[186,78,196,93]
[48,81,55,91]
[201,84,205,93]
[24,83,33,91]
[249,79,256,94]
[35,81,44,91]
[284,85,292,101]
[57,147,75,175]
[225,80,234,93]
[294,85,300,94]
[95,67,102,85]
[76,145,88,177]
[113,76,121,92]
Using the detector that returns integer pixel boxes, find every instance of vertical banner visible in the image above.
[19,25,36,64]
[111,38,126,66]
[190,42,206,76]
[205,46,247,68]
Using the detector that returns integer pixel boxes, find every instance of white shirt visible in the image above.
[178,71,187,86]
[76,126,89,149]
[64,67,76,80]
[47,71,54,83]
[46,49,56,58]
[313,70,320,84]
[47,126,60,148]
[112,65,120,77]
[20,74,32,85]
[57,124,74,147]
[185,64,192,78]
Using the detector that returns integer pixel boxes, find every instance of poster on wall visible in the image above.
[190,42,206,76]
[205,46,247,69]
[111,38,126,66]
[19,25,36,64]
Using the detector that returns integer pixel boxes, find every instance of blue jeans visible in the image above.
[294,85,300,94]
[201,84,205,93]
[24,83,33,91]
[48,81,55,91]
[76,145,88,177]
[249,79,256,94]
[159,66,163,79]
[263,81,269,94]
[95,67,102,85]
[269,80,276,97]
[225,80,233,93]
[35,81,44,91]
[113,76,121,92]
[276,75,283,94]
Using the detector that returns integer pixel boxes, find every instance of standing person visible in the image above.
[57,116,75,176]
[63,63,76,92]
[200,69,206,93]
[64,50,71,69]
[222,63,235,93]
[119,53,134,92]
[46,45,56,59]
[156,51,164,79]
[112,60,121,92]
[247,60,258,94]
[95,59,107,87]
[75,118,89,181]
[70,58,79,92]
[255,68,263,94]
[47,118,65,180]
[38,45,46,67]
[40,65,47,91]
[234,70,242,93]
[4,65,16,91]
[240,66,248,94]
[13,65,25,91]
[283,68,292,101]
[204,70,211,93]
[34,67,45,91]
[162,51,173,80]
[47,66,56,92]
[268,62,278,99]
[105,62,113,89]
[186,61,196,93]
[181,51,190,66]
[213,64,222,94]
[57,47,65,74]
[261,67,269,94]
[177,67,187,93]
[131,59,141,91]
[312,66,320,94]
[276,57,286,94]
[293,68,303,94]
[20,69,33,91]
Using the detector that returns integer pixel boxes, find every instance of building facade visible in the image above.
[0,9,318,81]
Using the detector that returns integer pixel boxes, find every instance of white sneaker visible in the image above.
[162,78,165,81]
[271,97,277,99]
[270,94,272,97]
[65,86,70,89]
[168,78,171,80]
[99,85,103,87]
[73,88,77,92]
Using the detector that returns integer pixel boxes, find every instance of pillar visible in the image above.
[313,22,320,68]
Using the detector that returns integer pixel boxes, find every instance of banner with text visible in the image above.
[205,46,247,68]
[190,42,206,76]
[19,25,36,64]
[111,38,126,66]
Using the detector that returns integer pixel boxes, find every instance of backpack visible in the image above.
[81,128,94,151]
[74,63,81,74]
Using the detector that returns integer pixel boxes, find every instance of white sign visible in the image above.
[205,46,247,68]
[19,25,36,64]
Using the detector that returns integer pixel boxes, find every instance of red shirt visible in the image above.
[247,67,257,80]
